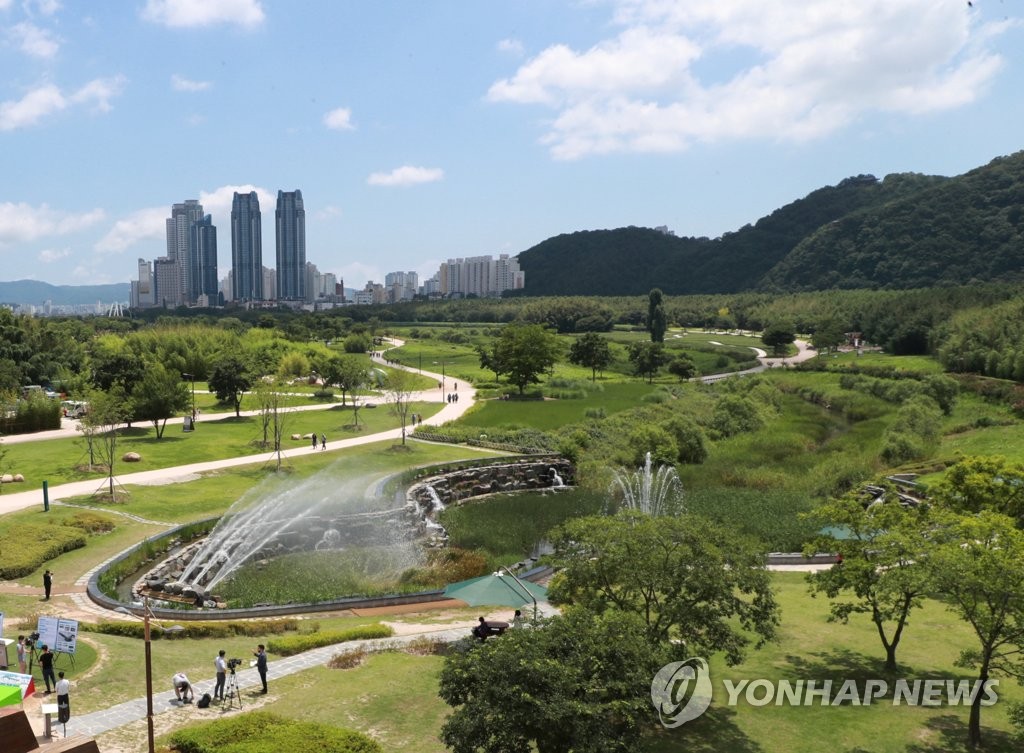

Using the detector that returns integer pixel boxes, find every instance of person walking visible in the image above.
[311,434,318,450]
[320,433,327,451]
[43,570,53,600]
[214,650,227,701]
[39,644,56,694]
[254,644,268,693]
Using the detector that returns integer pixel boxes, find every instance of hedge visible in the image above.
[168,711,382,753]
[84,618,301,640]
[0,522,88,579]
[267,624,393,656]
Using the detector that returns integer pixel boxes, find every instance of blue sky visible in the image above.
[1,0,1022,289]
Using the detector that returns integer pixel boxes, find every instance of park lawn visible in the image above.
[648,572,1022,753]
[1,401,444,492]
[828,350,946,373]
[113,571,1022,753]
[387,339,489,386]
[457,382,660,431]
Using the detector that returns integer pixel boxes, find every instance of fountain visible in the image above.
[611,452,685,517]
[550,468,564,487]
[169,468,423,596]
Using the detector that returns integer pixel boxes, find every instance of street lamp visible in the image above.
[181,373,196,424]
[114,599,184,753]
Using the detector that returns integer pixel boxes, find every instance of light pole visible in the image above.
[496,565,539,621]
[115,599,184,753]
[181,373,196,423]
[441,361,446,395]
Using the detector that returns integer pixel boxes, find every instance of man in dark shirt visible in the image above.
[254,644,268,693]
[39,644,56,693]
[43,570,53,600]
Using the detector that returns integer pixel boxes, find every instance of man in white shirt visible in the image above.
[56,671,71,724]
[214,650,227,700]
[172,672,194,703]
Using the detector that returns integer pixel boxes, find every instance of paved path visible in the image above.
[0,361,477,518]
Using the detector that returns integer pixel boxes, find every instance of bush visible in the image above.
[343,334,370,353]
[312,388,335,399]
[709,395,764,438]
[85,619,301,640]
[168,711,383,753]
[627,425,678,467]
[267,624,392,656]
[0,523,87,579]
[63,511,116,534]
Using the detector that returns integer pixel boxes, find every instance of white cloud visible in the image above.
[38,248,71,263]
[0,202,104,245]
[26,0,61,15]
[198,184,275,221]
[497,38,524,56]
[367,166,444,187]
[488,0,1013,159]
[142,0,265,28]
[94,207,166,253]
[323,107,354,130]
[171,74,212,92]
[12,22,60,58]
[0,76,126,130]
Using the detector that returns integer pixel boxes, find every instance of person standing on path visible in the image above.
[40,644,56,693]
[254,644,268,693]
[320,433,326,450]
[214,650,227,701]
[16,635,27,674]
[311,434,318,450]
[56,671,71,724]
[43,569,53,600]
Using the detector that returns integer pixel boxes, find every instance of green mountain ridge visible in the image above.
[515,151,1024,296]
[0,280,131,306]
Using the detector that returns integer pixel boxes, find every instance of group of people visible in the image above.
[445,393,460,404]
[171,644,269,705]
[15,637,71,722]
[311,433,327,450]
[471,610,526,641]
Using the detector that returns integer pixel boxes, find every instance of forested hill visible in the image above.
[515,151,1024,296]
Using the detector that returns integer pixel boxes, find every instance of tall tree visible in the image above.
[627,342,667,383]
[761,320,796,357]
[439,609,675,753]
[383,368,416,445]
[806,493,931,670]
[208,353,255,417]
[84,388,131,499]
[550,511,778,662]
[667,354,697,382]
[647,288,667,343]
[928,511,1024,749]
[130,362,191,439]
[490,323,561,395]
[567,332,613,381]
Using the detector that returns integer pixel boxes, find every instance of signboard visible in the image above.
[0,670,35,699]
[36,616,78,655]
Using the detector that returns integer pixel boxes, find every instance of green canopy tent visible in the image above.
[0,684,22,708]
[443,573,548,613]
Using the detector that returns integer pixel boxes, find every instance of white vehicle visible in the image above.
[61,401,89,419]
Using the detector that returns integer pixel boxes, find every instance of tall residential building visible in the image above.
[131,258,155,308]
[436,255,524,298]
[166,200,205,305]
[275,190,306,301]
[153,256,179,308]
[231,191,263,301]
[190,214,218,304]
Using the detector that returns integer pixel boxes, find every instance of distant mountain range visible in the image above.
[0,280,130,306]
[515,151,1024,296]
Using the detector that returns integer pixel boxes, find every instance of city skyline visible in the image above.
[1,1,1023,289]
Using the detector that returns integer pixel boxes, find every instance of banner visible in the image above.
[36,616,78,655]
[0,670,35,699]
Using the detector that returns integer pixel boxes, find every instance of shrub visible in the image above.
[627,425,678,467]
[63,511,116,534]
[312,388,335,399]
[0,523,87,579]
[662,416,707,465]
[327,647,367,669]
[168,711,383,753]
[709,395,764,438]
[343,334,370,353]
[84,619,300,640]
[267,624,392,656]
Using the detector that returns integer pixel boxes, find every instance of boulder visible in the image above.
[291,433,302,440]
[123,452,142,462]
[13,474,24,482]
[0,474,12,484]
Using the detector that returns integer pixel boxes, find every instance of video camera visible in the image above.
[28,632,40,642]
[227,658,243,671]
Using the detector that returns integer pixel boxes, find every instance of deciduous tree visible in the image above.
[567,332,613,382]
[490,324,561,395]
[130,362,191,439]
[208,354,255,417]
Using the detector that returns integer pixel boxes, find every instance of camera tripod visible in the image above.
[223,668,243,710]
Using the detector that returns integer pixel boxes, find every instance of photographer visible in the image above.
[214,650,226,701]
